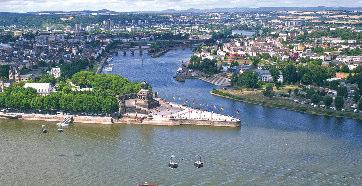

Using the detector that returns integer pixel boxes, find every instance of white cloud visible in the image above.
[0,0,360,12]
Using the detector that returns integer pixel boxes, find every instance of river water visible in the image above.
[0,49,361,185]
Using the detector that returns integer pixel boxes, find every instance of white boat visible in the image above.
[57,122,69,128]
[104,64,113,72]
[106,57,113,62]
[57,117,73,128]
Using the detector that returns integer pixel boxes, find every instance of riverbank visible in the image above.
[212,89,362,122]
[117,98,240,127]
[0,99,240,127]
[4,113,114,124]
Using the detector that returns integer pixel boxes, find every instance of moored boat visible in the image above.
[104,64,113,72]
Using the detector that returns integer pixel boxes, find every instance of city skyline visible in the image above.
[0,0,361,13]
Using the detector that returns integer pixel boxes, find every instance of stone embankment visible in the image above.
[0,100,240,127]
[116,99,240,127]
[8,113,114,125]
[199,74,231,87]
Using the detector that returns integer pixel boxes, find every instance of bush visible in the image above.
[263,84,274,98]
[358,99,362,111]
[334,96,344,110]
[323,96,333,107]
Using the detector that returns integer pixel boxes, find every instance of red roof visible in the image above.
[335,73,348,79]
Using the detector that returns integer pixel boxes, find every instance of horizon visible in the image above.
[0,0,361,13]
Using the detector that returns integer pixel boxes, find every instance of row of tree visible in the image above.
[301,87,345,110]
[188,56,220,75]
[278,63,335,86]
[231,71,259,89]
[0,86,118,114]
[231,62,335,88]
[0,71,143,114]
[70,71,142,96]
[60,59,94,78]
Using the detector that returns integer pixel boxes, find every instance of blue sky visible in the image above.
[0,0,361,12]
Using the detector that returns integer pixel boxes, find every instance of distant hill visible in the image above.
[0,6,359,16]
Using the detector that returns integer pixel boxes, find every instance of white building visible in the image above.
[50,68,61,78]
[24,83,54,95]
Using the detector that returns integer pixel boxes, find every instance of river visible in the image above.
[0,49,361,185]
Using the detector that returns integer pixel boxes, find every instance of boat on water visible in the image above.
[138,182,155,186]
[194,155,204,168]
[104,64,113,72]
[57,127,64,133]
[56,117,73,128]
[41,125,48,133]
[106,57,113,62]
[168,155,178,169]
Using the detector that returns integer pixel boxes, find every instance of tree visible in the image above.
[353,91,360,102]
[312,47,324,54]
[188,57,220,75]
[334,96,344,110]
[328,80,340,90]
[323,96,333,107]
[300,64,334,86]
[0,72,142,115]
[251,57,260,67]
[0,65,10,80]
[233,71,260,89]
[337,86,348,98]
[230,61,239,67]
[283,64,298,84]
[358,99,362,111]
[36,74,56,85]
[340,65,350,73]
[263,83,274,97]
[311,94,321,105]
[269,66,280,83]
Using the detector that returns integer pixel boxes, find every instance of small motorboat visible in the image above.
[168,155,178,169]
[104,64,113,72]
[194,155,204,168]
[147,114,153,119]
[57,117,73,128]
[57,122,69,128]
[41,125,48,133]
[57,127,64,133]
[138,182,155,186]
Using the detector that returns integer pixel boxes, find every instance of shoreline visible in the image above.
[211,89,362,122]
[0,100,241,127]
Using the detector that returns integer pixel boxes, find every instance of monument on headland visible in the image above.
[116,82,240,127]
[117,82,160,115]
